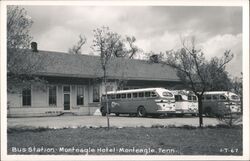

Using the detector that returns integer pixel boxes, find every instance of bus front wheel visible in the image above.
[137,106,147,117]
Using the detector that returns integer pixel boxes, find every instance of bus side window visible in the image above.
[193,96,197,101]
[133,93,138,98]
[127,93,132,99]
[116,94,121,99]
[121,94,126,99]
[111,94,115,99]
[205,95,212,100]
[139,92,144,97]
[220,95,226,100]
[212,95,219,100]
[107,95,111,99]
[151,92,157,97]
[201,96,205,100]
[188,95,192,100]
[145,92,150,97]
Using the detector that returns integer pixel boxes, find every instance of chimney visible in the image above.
[31,42,38,52]
[150,54,159,63]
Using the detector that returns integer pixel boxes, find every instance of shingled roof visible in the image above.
[17,50,180,82]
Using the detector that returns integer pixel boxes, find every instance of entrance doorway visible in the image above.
[63,85,70,110]
[64,93,70,110]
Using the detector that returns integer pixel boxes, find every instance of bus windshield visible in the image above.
[230,95,240,101]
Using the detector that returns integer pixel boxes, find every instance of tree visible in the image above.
[163,37,233,127]
[7,6,33,50]
[110,35,139,59]
[92,26,123,129]
[7,6,46,92]
[68,34,87,54]
[205,56,233,91]
[92,26,139,128]
[123,36,139,59]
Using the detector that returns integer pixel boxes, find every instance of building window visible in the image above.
[106,85,114,92]
[77,86,84,105]
[22,88,31,106]
[93,85,100,102]
[49,85,57,106]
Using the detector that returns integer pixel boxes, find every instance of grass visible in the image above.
[7,126,242,155]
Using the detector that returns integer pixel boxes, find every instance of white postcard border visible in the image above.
[1,0,249,161]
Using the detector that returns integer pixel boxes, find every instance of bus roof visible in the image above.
[171,90,195,95]
[106,88,170,95]
[203,91,237,95]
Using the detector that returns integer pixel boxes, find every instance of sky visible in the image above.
[23,6,242,77]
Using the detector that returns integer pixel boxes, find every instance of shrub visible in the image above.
[217,112,242,127]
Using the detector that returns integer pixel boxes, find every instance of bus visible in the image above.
[202,91,241,117]
[100,88,176,117]
[172,90,198,116]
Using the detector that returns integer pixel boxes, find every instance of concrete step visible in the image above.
[61,111,77,116]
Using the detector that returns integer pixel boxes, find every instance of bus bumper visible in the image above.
[175,109,198,114]
[156,110,176,114]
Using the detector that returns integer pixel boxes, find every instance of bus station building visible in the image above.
[7,48,182,117]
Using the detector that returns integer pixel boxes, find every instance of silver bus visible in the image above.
[202,91,241,117]
[172,90,198,116]
[100,88,176,117]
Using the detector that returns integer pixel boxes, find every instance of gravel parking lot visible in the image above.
[7,115,221,129]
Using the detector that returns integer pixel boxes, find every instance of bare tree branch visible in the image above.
[68,34,86,54]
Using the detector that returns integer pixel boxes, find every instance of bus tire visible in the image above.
[204,107,213,117]
[100,107,106,116]
[137,106,147,117]
[115,113,120,116]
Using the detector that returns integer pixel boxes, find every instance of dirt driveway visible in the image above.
[7,115,221,129]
